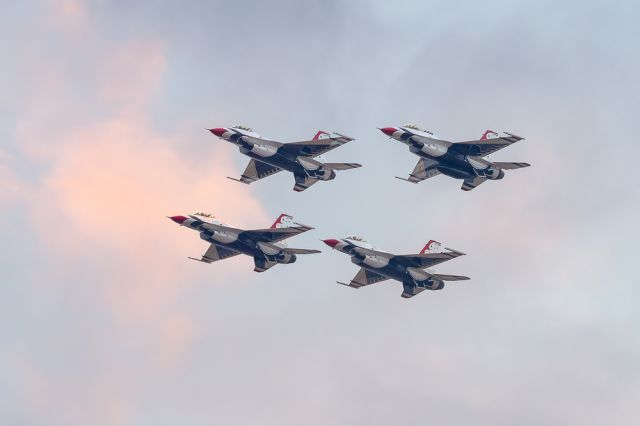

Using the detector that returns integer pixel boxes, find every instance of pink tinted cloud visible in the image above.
[8,12,267,421]
[0,150,24,206]
[28,115,266,321]
[6,15,271,425]
[49,0,89,33]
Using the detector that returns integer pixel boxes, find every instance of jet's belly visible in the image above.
[243,151,298,172]
[417,151,474,179]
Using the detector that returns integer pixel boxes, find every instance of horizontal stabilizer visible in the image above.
[492,162,531,170]
[433,274,470,281]
[324,162,362,170]
[284,248,321,255]
[226,176,250,184]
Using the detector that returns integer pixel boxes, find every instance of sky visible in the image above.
[1,0,639,425]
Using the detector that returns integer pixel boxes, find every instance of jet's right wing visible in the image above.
[450,133,525,157]
[393,250,465,269]
[189,244,241,263]
[228,159,282,184]
[337,267,389,289]
[280,133,354,158]
[241,223,314,243]
[396,158,441,183]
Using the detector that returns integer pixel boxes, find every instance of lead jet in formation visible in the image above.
[379,124,529,191]
[209,126,361,192]
[322,237,469,299]
[169,212,319,272]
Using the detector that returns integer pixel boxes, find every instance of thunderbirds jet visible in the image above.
[322,237,469,299]
[379,124,530,191]
[169,212,320,272]
[209,126,361,192]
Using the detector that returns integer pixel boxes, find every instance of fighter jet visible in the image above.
[322,237,468,299]
[209,125,361,192]
[169,212,320,272]
[379,124,530,191]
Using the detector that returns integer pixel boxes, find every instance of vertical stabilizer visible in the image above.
[420,240,443,254]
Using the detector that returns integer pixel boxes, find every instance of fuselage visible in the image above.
[380,125,504,180]
[210,127,336,180]
[324,237,443,291]
[170,215,296,265]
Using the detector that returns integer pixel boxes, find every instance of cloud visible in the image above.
[5,6,267,424]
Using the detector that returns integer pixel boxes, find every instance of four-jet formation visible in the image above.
[322,237,469,298]
[379,124,529,191]
[209,126,361,192]
[169,213,320,272]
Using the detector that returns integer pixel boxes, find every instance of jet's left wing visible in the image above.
[189,244,241,263]
[241,223,314,243]
[450,133,524,157]
[338,267,389,289]
[396,158,441,183]
[279,133,354,158]
[393,250,465,269]
[229,159,282,184]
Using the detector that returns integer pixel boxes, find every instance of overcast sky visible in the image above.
[1,1,639,425]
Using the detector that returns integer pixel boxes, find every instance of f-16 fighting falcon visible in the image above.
[379,124,530,191]
[169,212,320,272]
[322,237,469,299]
[208,125,361,192]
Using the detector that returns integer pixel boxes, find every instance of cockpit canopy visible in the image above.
[403,123,434,135]
[192,212,215,218]
[232,125,253,132]
[345,235,367,242]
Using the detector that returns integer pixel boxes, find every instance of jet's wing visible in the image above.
[241,223,314,243]
[450,133,524,157]
[189,244,241,263]
[338,267,389,289]
[393,250,465,269]
[461,177,486,191]
[229,159,282,184]
[279,134,354,158]
[396,158,441,183]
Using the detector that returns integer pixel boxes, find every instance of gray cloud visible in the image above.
[2,0,639,425]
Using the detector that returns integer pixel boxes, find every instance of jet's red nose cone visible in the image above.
[322,239,340,248]
[169,215,188,224]
[379,127,397,136]
[209,128,227,137]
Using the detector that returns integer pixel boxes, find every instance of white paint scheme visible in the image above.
[343,236,377,251]
[257,241,284,255]
[297,156,321,170]
[209,229,239,244]
[361,252,390,268]
[230,125,261,139]
[466,156,492,170]
[190,212,227,226]
[419,140,448,157]
[421,240,443,254]
[407,267,430,282]
[250,143,278,157]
